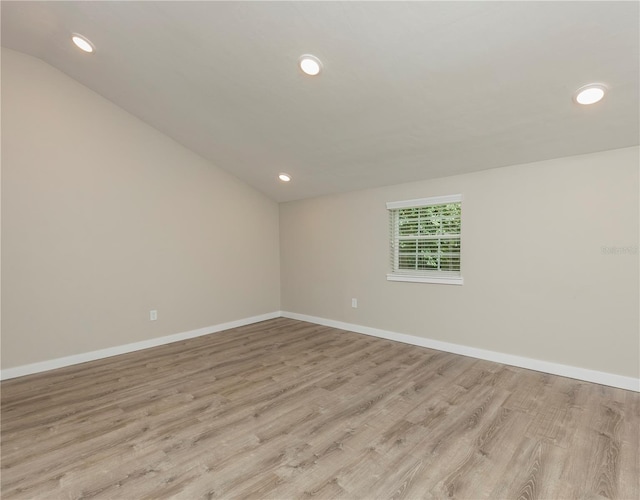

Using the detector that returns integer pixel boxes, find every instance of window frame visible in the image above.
[386,194,463,285]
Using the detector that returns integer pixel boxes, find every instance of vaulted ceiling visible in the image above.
[2,1,638,202]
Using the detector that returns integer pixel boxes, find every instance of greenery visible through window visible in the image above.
[387,195,462,283]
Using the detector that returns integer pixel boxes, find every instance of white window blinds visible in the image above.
[386,195,463,285]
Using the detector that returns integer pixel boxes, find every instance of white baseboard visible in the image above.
[281,311,640,393]
[4,310,638,392]
[0,311,281,381]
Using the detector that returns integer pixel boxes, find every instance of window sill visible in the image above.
[386,274,464,285]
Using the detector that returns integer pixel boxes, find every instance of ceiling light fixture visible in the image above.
[278,173,292,182]
[574,83,607,105]
[299,54,322,76]
[72,34,95,53]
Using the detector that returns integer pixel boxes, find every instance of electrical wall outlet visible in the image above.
[150,310,158,321]
[351,298,358,308]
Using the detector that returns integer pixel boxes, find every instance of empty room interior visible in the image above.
[1,1,639,499]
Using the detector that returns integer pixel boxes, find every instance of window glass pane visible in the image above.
[440,204,460,217]
[418,240,438,251]
[439,238,460,252]
[398,254,417,269]
[399,240,417,252]
[391,200,461,275]
[419,217,440,235]
[398,214,419,236]
[441,218,459,232]
[439,255,460,271]
[417,255,439,270]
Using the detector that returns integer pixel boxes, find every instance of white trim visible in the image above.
[280,311,639,393]
[387,273,464,285]
[386,194,462,210]
[5,309,637,392]
[0,311,281,381]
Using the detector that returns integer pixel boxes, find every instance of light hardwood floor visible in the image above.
[2,318,639,499]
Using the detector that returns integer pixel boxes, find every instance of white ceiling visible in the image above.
[2,1,639,202]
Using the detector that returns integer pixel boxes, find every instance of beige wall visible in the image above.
[280,147,640,378]
[1,48,280,368]
[3,47,638,381]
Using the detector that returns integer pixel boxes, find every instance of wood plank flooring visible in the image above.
[1,318,639,499]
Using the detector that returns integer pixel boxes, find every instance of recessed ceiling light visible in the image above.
[574,83,606,105]
[299,54,322,76]
[278,173,292,182]
[72,34,94,53]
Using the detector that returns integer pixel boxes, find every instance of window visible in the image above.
[387,194,463,285]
